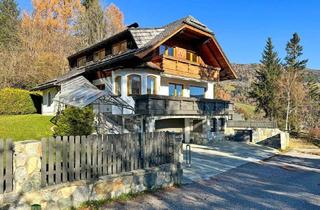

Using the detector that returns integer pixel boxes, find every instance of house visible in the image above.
[35,16,237,142]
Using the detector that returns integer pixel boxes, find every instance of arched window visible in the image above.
[147,76,157,94]
[127,74,141,96]
[114,76,121,96]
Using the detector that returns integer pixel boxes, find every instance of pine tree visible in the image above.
[76,0,106,46]
[0,0,19,48]
[249,37,282,120]
[283,33,308,131]
[76,1,125,47]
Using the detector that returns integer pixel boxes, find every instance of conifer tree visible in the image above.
[0,0,19,48]
[76,1,125,47]
[249,37,282,120]
[76,0,106,46]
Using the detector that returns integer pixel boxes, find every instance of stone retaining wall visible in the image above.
[0,140,182,210]
[225,127,289,150]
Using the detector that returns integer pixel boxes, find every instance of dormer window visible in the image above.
[77,56,86,67]
[159,45,175,56]
[93,49,105,61]
[112,40,127,55]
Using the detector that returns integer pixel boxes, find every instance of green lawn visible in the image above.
[0,114,54,141]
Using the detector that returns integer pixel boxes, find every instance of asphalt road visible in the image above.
[104,152,320,210]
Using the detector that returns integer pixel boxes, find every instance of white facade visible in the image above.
[91,68,215,115]
[40,69,226,142]
[41,68,216,115]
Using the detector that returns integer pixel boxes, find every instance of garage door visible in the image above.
[234,130,252,142]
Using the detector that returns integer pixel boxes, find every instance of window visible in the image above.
[93,49,105,61]
[147,76,157,94]
[77,56,86,67]
[190,86,206,98]
[114,76,121,96]
[159,45,175,56]
[127,75,141,96]
[220,118,225,131]
[211,118,218,132]
[169,83,183,96]
[96,84,105,90]
[186,50,198,62]
[47,91,52,106]
[112,40,127,55]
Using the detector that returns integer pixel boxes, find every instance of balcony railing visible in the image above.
[133,95,233,116]
[152,55,219,80]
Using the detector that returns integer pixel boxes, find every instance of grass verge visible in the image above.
[77,187,171,210]
[0,114,54,141]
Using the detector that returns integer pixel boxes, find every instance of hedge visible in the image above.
[0,88,42,115]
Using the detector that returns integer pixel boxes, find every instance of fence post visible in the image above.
[173,134,183,165]
[14,141,42,193]
[168,133,183,185]
[139,132,145,169]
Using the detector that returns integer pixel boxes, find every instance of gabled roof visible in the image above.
[129,15,213,49]
[68,16,213,60]
[132,16,236,80]
[36,16,237,90]
[129,28,165,48]
[135,15,213,52]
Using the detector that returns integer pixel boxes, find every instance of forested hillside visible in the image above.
[220,64,320,104]
[0,0,125,89]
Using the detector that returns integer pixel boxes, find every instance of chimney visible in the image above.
[127,22,139,29]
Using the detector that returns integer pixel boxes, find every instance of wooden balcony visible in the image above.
[152,55,219,80]
[133,95,233,116]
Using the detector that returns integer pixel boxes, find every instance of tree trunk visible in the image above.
[285,90,291,131]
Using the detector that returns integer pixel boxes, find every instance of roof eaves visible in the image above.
[32,79,58,91]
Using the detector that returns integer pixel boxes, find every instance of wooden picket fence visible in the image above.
[41,132,176,187]
[0,139,13,194]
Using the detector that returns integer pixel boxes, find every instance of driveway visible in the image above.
[182,141,278,183]
[104,152,320,210]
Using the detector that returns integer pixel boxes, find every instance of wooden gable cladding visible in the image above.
[139,24,237,81]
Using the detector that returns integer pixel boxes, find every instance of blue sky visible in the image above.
[17,0,320,69]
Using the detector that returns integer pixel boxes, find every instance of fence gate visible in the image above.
[0,139,13,194]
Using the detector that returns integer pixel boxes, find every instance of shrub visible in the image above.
[0,88,42,115]
[53,106,95,136]
[309,128,320,139]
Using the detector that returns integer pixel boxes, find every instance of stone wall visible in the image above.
[225,127,289,150]
[0,140,182,210]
